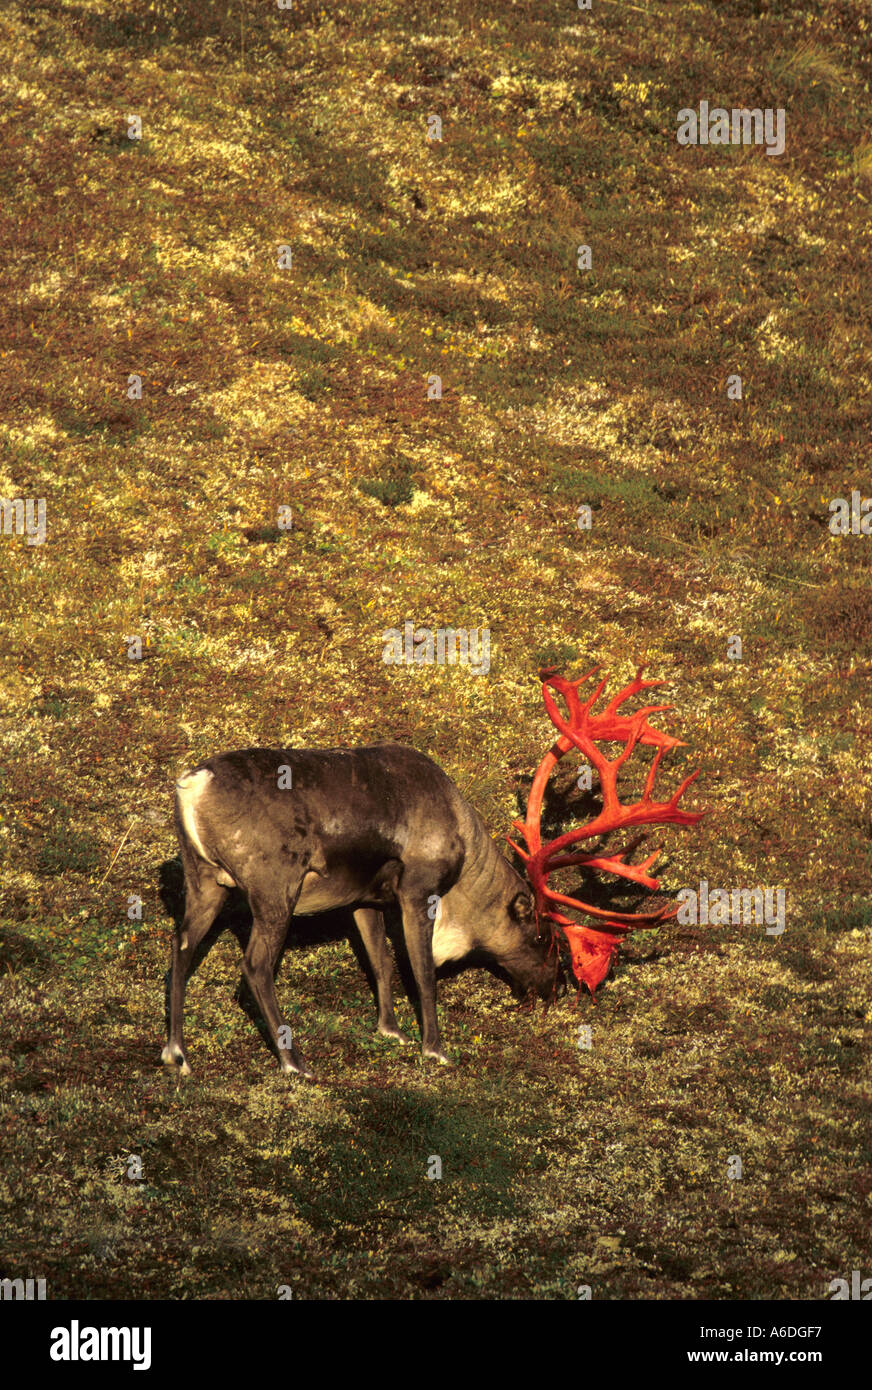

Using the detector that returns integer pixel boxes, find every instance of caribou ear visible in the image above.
[510,891,535,924]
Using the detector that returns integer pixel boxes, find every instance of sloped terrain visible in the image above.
[0,0,869,1298]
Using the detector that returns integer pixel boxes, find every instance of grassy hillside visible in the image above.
[0,0,869,1298]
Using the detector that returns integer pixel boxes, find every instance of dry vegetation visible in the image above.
[0,0,870,1299]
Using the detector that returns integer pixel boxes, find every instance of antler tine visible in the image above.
[577,674,611,715]
[544,897,672,931]
[545,843,663,891]
[601,666,665,717]
[641,742,666,802]
[665,765,703,815]
[545,831,654,871]
[539,663,602,690]
[541,680,602,756]
[610,707,653,775]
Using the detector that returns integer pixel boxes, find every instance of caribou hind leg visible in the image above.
[162,871,228,1075]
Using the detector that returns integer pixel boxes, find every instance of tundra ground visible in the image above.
[0,0,869,1299]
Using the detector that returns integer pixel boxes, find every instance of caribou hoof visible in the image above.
[161,1042,192,1076]
[280,1057,316,1081]
[423,1048,453,1067]
[378,1023,414,1045]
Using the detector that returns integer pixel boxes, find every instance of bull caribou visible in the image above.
[162,667,702,1079]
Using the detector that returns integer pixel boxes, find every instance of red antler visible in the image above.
[507,667,704,997]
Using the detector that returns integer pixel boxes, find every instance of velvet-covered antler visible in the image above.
[507,667,704,996]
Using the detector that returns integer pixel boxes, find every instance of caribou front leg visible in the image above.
[396,875,452,1065]
[352,907,413,1044]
